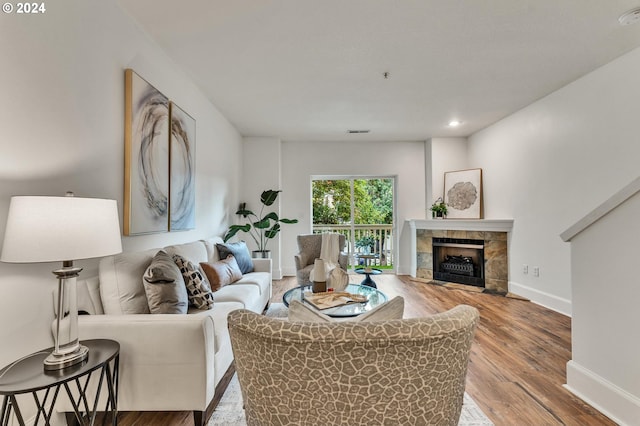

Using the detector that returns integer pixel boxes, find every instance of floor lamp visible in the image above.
[1,193,122,370]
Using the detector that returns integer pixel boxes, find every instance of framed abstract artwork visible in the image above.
[124,69,170,235]
[443,168,483,219]
[169,102,196,231]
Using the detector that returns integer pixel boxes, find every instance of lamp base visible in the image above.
[44,344,89,371]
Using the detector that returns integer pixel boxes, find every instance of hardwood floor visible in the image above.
[116,274,615,426]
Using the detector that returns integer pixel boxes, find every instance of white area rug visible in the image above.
[209,303,494,426]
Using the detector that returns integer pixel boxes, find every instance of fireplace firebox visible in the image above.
[432,238,485,287]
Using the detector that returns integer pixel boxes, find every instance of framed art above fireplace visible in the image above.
[443,168,483,219]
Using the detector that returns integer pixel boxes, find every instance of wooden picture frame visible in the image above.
[443,168,483,219]
[124,69,170,235]
[169,102,196,231]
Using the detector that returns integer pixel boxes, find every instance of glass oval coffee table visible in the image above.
[283,283,388,318]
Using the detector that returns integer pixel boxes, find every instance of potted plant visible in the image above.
[223,189,298,258]
[430,197,448,219]
[355,235,376,254]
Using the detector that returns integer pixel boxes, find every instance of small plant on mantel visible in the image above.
[430,197,448,219]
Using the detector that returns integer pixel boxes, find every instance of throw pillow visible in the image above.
[287,296,405,323]
[142,250,188,314]
[216,241,254,274]
[173,254,215,310]
[200,255,243,291]
[355,296,405,322]
[288,299,334,322]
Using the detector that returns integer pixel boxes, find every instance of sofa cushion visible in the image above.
[163,241,208,264]
[216,241,254,274]
[235,271,271,296]
[200,255,243,291]
[288,296,405,323]
[202,237,224,263]
[212,283,264,313]
[77,277,104,315]
[173,254,215,310]
[99,248,158,315]
[143,250,188,314]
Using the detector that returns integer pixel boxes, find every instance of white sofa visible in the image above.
[59,237,271,426]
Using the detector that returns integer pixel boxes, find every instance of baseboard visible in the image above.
[395,264,411,275]
[508,281,572,316]
[281,267,296,277]
[565,360,640,426]
[272,268,283,280]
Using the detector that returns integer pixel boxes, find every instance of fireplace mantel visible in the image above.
[408,219,514,233]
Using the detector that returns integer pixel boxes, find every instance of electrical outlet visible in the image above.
[533,267,540,277]
[523,264,528,274]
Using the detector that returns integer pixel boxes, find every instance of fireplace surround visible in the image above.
[408,219,513,294]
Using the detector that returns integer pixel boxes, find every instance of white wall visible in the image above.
[565,189,640,425]
[429,137,470,210]
[240,137,283,277]
[277,140,426,276]
[467,46,640,315]
[0,0,242,371]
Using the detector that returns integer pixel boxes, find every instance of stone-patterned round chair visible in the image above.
[228,304,479,426]
[294,233,348,285]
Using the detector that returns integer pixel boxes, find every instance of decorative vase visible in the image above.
[329,268,349,291]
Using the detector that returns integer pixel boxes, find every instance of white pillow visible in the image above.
[163,241,208,264]
[288,296,404,323]
[99,248,158,315]
[288,299,334,322]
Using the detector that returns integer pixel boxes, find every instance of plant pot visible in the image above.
[252,250,271,259]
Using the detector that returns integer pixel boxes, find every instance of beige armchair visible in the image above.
[228,304,479,426]
[294,233,348,285]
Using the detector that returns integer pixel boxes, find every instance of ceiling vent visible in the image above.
[347,130,370,134]
[619,8,640,25]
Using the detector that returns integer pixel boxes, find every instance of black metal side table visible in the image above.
[0,339,119,426]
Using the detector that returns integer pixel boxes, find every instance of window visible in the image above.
[312,177,395,270]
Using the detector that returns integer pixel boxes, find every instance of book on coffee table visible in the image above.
[303,291,368,310]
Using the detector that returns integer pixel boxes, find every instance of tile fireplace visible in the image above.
[408,219,513,294]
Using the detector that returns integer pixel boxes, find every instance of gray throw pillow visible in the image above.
[143,250,188,314]
[216,241,254,274]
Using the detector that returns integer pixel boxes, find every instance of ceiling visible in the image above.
[117,0,640,142]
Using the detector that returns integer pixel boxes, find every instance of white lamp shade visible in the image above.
[1,196,123,263]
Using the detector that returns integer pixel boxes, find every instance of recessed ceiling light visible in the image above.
[448,120,462,127]
[619,8,640,25]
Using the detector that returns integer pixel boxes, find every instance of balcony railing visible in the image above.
[312,224,393,269]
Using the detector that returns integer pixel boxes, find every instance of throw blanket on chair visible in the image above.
[309,233,346,288]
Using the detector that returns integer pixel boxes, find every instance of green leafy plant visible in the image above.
[355,235,376,251]
[430,197,448,217]
[223,189,298,252]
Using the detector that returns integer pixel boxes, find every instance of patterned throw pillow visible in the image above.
[143,250,188,314]
[172,254,215,310]
[200,255,243,291]
[216,241,254,274]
